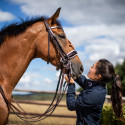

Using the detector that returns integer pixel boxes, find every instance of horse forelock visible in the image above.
[0,16,62,46]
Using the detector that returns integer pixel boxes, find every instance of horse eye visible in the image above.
[58,34,66,39]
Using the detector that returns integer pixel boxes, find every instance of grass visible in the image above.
[7,101,76,125]
[12,93,67,101]
[8,101,125,125]
[8,93,125,125]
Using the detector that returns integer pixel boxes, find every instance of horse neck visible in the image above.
[0,22,45,91]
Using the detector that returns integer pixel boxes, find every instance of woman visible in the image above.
[65,59,122,125]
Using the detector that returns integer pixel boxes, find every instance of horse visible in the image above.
[0,8,83,125]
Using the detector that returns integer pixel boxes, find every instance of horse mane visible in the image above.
[0,17,62,46]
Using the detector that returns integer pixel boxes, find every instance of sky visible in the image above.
[0,0,125,91]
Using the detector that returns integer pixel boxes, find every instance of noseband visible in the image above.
[44,20,77,73]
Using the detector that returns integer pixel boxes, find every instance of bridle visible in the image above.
[44,20,77,73]
[0,20,78,122]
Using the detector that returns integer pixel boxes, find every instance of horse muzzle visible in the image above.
[69,61,83,80]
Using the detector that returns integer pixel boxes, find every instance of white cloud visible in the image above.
[9,0,60,17]
[20,73,31,83]
[56,71,60,78]
[64,24,125,71]
[16,72,41,89]
[0,10,15,22]
[32,81,40,85]
[43,78,51,84]
[15,71,58,91]
[9,0,125,25]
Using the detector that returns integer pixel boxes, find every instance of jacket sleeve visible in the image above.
[75,75,86,89]
[66,84,76,111]
[66,84,97,111]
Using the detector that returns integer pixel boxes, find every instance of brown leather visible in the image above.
[0,70,68,122]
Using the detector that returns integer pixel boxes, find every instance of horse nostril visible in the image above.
[80,66,84,72]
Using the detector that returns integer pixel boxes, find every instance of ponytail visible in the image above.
[96,59,123,119]
[111,74,123,118]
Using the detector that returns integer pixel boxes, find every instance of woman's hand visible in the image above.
[65,75,74,84]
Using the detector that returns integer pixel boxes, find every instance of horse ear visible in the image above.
[47,7,61,25]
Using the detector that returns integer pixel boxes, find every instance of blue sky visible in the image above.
[0,0,125,91]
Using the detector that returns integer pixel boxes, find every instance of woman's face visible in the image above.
[87,62,101,81]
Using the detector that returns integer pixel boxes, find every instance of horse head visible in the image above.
[35,8,83,79]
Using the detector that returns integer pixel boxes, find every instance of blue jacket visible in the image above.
[66,75,106,125]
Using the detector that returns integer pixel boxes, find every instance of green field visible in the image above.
[8,101,76,125]
[7,93,125,125]
[13,92,66,101]
[8,93,76,125]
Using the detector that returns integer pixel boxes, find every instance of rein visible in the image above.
[0,20,77,122]
[0,71,67,122]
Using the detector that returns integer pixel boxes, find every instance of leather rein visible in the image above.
[0,20,77,122]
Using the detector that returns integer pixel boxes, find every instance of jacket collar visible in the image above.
[87,79,106,88]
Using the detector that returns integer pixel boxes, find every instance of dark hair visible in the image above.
[96,59,123,118]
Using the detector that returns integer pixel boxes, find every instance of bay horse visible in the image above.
[0,8,83,125]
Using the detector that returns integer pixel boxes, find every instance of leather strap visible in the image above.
[0,70,68,122]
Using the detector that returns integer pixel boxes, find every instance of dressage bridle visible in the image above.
[0,20,78,122]
[44,20,77,72]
